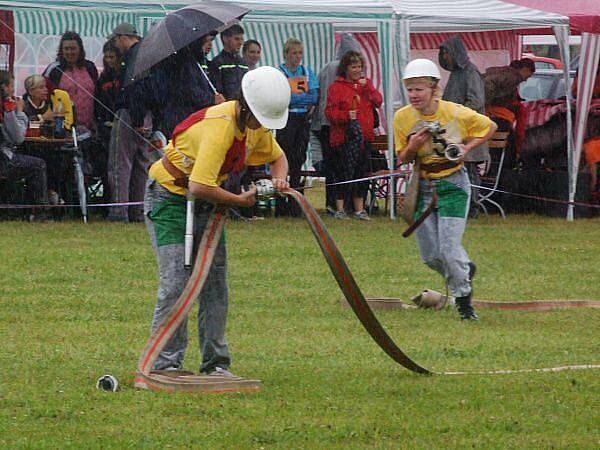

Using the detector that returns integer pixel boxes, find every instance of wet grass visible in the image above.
[1,191,599,448]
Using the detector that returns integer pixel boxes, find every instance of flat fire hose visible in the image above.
[135,189,429,391]
[135,190,598,391]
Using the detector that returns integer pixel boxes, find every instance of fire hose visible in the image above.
[136,187,430,391]
[136,188,598,391]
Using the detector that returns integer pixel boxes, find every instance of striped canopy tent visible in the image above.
[0,1,396,69]
[385,0,574,218]
[0,0,403,212]
[504,0,600,219]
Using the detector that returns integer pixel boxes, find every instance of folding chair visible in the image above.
[476,131,509,218]
[365,135,391,214]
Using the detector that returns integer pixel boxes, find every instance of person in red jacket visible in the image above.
[325,50,382,220]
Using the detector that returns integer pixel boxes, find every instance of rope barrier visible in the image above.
[2,171,598,211]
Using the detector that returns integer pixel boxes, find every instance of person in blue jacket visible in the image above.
[276,38,319,217]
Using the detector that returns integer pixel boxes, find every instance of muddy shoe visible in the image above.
[456,294,479,321]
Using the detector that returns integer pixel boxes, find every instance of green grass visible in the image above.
[1,190,599,449]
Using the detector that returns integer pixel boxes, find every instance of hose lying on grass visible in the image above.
[135,189,598,392]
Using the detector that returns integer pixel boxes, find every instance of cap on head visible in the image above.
[241,66,291,130]
[108,22,139,40]
[403,58,441,81]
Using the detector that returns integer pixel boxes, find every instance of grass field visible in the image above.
[1,192,599,449]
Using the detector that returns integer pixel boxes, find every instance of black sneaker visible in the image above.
[468,262,477,283]
[456,294,479,321]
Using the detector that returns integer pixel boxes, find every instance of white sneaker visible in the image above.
[206,367,238,378]
[333,211,348,220]
[353,210,371,221]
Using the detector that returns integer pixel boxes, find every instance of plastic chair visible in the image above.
[476,131,509,218]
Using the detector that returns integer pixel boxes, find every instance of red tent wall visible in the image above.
[0,10,14,71]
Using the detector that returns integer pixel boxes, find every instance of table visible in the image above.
[23,134,88,223]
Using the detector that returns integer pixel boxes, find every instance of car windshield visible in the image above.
[519,71,574,101]
[520,76,558,101]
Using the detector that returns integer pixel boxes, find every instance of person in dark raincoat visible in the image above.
[439,35,488,216]
[150,35,225,139]
[106,22,152,222]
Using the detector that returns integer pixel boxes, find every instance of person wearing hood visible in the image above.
[439,36,488,217]
[311,33,361,213]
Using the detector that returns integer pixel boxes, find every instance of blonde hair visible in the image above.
[403,76,442,100]
[283,38,303,56]
[24,74,46,93]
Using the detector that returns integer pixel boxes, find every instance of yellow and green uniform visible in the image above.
[393,100,493,299]
[393,100,492,180]
[144,100,283,373]
[147,100,283,247]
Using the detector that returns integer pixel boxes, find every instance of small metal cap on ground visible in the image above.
[96,374,119,392]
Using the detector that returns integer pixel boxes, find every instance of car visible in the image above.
[519,69,575,101]
[523,53,564,70]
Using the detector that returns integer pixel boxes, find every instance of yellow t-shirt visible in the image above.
[148,101,284,196]
[393,100,493,179]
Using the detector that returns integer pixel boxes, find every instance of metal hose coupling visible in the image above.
[444,143,464,161]
[254,179,276,200]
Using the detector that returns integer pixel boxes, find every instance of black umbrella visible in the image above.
[126,1,249,84]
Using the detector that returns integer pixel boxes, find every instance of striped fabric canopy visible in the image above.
[0,0,577,219]
[0,0,396,22]
[390,0,568,32]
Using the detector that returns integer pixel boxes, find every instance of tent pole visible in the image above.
[552,25,574,221]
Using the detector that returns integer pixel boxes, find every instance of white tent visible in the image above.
[386,0,571,218]
[0,0,574,218]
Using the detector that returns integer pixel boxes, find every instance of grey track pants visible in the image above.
[415,167,473,298]
[144,180,230,372]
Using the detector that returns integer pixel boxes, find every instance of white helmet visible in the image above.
[241,66,291,130]
[403,59,441,81]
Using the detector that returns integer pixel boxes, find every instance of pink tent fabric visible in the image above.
[507,0,600,34]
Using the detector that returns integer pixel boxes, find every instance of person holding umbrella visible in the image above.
[143,66,291,376]
[150,35,225,139]
[122,3,249,139]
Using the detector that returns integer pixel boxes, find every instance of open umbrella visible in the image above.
[127,1,249,84]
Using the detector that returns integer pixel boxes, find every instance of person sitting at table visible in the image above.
[21,74,73,205]
[0,70,49,219]
[23,74,53,122]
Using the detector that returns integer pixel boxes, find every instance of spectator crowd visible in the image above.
[2,26,594,223]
